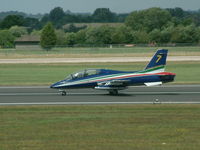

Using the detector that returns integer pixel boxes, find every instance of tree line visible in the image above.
[1,7,200,48]
[0,7,128,30]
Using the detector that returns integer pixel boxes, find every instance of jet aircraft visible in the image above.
[51,49,176,95]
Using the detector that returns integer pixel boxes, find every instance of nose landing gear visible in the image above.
[59,90,67,96]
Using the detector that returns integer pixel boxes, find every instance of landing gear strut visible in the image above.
[61,91,66,96]
[109,89,118,95]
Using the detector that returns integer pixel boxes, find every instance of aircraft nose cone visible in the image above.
[50,83,58,89]
[50,80,68,89]
[50,84,55,89]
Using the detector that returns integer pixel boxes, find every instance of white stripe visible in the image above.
[1,101,200,105]
[147,68,165,73]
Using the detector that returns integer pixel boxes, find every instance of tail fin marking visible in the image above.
[145,49,168,70]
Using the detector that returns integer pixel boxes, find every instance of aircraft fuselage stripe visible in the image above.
[58,71,174,87]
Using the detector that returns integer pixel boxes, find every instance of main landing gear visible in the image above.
[108,89,118,95]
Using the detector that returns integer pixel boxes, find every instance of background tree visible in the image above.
[111,25,133,44]
[92,8,116,22]
[159,27,173,43]
[0,15,25,29]
[66,32,76,45]
[86,26,114,44]
[170,24,200,43]
[75,29,87,44]
[40,14,49,26]
[30,29,42,36]
[149,29,162,43]
[132,31,150,44]
[0,30,15,48]
[9,26,28,37]
[49,7,65,22]
[24,17,41,31]
[49,7,65,28]
[55,29,68,45]
[167,7,185,19]
[125,8,172,32]
[1,7,200,45]
[40,22,57,50]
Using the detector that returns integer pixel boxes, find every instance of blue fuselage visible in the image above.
[50,69,175,89]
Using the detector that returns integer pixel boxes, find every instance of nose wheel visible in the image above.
[59,90,67,96]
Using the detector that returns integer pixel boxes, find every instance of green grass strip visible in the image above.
[1,105,200,150]
[0,61,200,86]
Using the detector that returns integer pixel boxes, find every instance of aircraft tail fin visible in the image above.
[144,49,168,72]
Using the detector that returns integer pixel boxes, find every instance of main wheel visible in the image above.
[109,89,118,95]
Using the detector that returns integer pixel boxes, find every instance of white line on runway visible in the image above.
[0,91,200,96]
[0,93,58,96]
[125,92,200,94]
[0,86,49,89]
[1,101,200,105]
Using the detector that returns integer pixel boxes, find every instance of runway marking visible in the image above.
[125,92,200,94]
[0,86,49,89]
[0,91,200,96]
[1,101,200,105]
[0,93,58,96]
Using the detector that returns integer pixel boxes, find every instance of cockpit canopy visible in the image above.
[65,69,101,80]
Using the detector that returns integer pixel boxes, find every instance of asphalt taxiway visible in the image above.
[0,85,200,105]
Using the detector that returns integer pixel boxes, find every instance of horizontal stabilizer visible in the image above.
[144,82,162,86]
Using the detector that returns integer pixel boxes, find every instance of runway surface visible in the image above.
[0,85,200,105]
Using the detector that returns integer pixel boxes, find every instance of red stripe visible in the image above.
[157,72,176,76]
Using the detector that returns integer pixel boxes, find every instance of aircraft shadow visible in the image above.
[60,92,181,97]
[104,93,180,97]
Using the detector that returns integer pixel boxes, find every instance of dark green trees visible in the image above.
[125,8,171,32]
[0,30,15,48]
[49,7,65,28]
[92,8,116,22]
[40,22,57,50]
[0,15,24,29]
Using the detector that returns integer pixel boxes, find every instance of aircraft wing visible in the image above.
[95,80,129,90]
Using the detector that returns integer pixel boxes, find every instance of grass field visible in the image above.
[0,61,200,85]
[1,105,200,150]
[0,46,200,58]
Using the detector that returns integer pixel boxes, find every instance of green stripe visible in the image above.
[139,65,165,73]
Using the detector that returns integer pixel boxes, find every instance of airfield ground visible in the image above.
[1,46,200,59]
[0,46,200,150]
[1,105,200,150]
